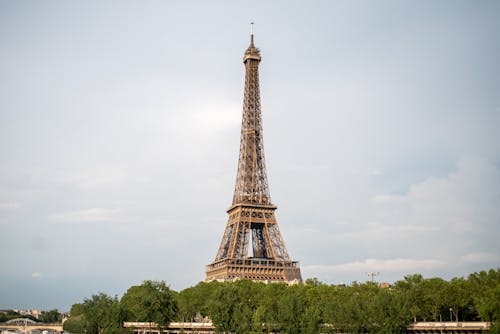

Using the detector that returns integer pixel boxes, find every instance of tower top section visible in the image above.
[244,22,261,62]
[232,22,270,207]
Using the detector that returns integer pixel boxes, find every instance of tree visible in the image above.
[443,277,473,321]
[177,281,222,321]
[477,284,500,333]
[253,282,288,332]
[469,268,500,323]
[63,303,88,334]
[83,293,124,334]
[62,314,87,334]
[40,309,62,323]
[70,303,86,317]
[208,280,264,334]
[121,280,177,327]
[61,268,500,334]
[372,288,409,334]
[300,305,322,334]
[208,283,241,333]
[316,284,342,329]
[277,285,305,334]
[394,274,426,322]
[0,310,22,323]
[304,277,322,287]
[420,278,448,321]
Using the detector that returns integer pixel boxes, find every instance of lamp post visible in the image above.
[449,308,453,322]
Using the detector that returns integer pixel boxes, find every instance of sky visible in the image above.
[1,1,499,311]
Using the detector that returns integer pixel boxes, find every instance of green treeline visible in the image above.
[63,269,500,334]
[0,309,62,323]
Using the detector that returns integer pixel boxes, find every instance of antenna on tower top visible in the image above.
[250,22,254,45]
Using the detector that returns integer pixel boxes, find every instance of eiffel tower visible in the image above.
[205,26,302,283]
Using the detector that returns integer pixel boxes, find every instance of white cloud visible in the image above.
[167,100,241,136]
[0,202,21,209]
[289,221,439,244]
[397,224,440,232]
[70,169,131,191]
[31,272,42,279]
[461,252,500,264]
[48,208,122,223]
[372,194,407,205]
[304,258,443,274]
[291,155,500,284]
[373,156,500,235]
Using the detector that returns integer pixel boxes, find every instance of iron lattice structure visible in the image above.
[205,33,302,283]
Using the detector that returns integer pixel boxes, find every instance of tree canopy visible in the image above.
[63,269,500,334]
[121,280,177,326]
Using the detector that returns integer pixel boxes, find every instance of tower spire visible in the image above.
[250,22,254,46]
[235,21,266,205]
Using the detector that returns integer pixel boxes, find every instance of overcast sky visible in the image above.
[1,1,499,311]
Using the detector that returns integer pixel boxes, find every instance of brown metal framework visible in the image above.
[205,32,302,283]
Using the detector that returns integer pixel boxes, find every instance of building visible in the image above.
[205,27,302,283]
